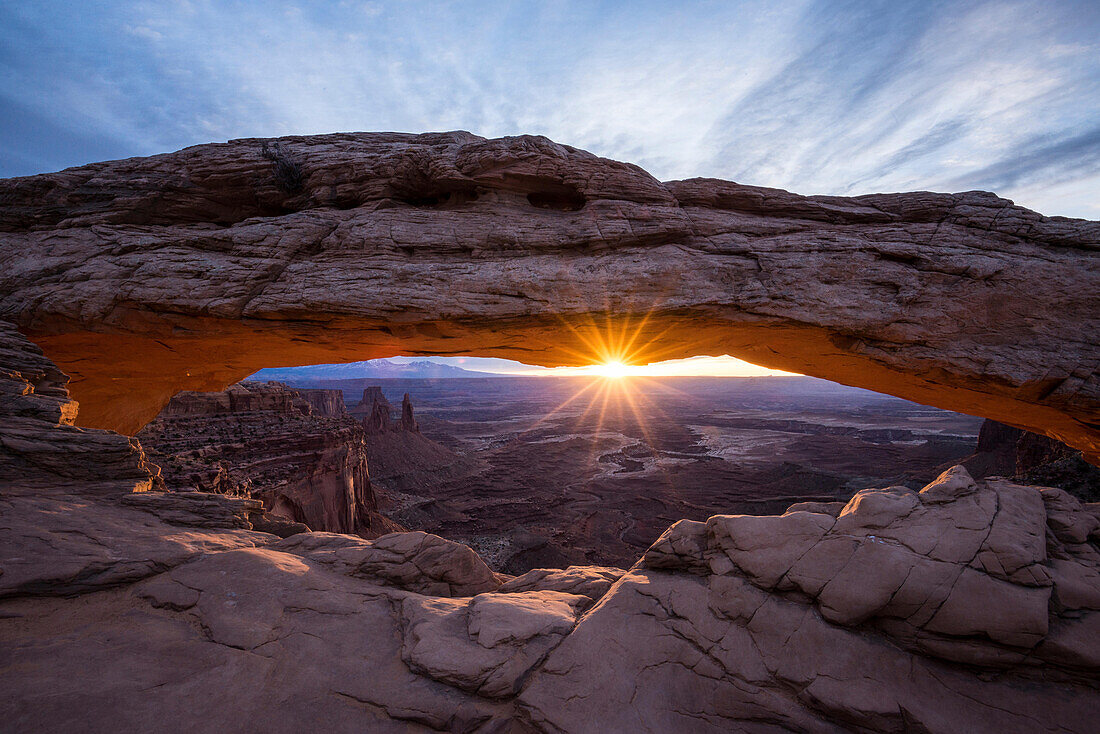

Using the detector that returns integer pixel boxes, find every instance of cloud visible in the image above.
[0,0,1097,217]
[695,0,1100,213]
[943,124,1100,193]
[126,25,163,41]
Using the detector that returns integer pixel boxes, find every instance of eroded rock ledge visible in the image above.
[136,380,401,537]
[0,132,1097,460]
[1,324,1098,732]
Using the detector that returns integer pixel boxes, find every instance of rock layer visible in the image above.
[0,132,1097,460]
[137,381,400,537]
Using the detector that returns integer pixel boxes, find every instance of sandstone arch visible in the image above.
[1,132,1097,460]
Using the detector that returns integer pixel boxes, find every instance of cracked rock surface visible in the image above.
[0,133,1097,461]
[2,324,1099,732]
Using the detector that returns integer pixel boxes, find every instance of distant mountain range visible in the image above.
[249,358,500,381]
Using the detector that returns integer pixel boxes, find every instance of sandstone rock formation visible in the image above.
[363,390,421,434]
[296,386,349,418]
[0,320,159,491]
[400,393,419,432]
[359,390,478,495]
[0,133,1097,463]
[351,385,393,419]
[274,530,503,598]
[520,470,1100,734]
[138,381,401,537]
[3,133,1100,731]
[2,323,1099,732]
[957,418,1100,501]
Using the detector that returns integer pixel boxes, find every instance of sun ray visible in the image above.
[589,382,613,469]
[582,379,615,469]
[507,375,605,442]
[506,289,739,493]
[618,301,663,362]
[617,376,684,495]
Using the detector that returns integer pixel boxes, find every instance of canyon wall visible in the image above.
[0,132,1096,462]
[137,381,400,538]
[959,418,1100,501]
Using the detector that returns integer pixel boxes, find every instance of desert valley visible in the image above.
[247,374,988,570]
[136,365,1099,573]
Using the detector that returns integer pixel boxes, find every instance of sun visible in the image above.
[593,360,631,379]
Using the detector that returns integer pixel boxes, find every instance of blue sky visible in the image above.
[2,0,1099,219]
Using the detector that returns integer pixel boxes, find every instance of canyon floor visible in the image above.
[285,375,982,572]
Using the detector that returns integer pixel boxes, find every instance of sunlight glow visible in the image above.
[593,361,631,379]
[528,355,798,378]
[511,301,801,379]
[492,308,800,489]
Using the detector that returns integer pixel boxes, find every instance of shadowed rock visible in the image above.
[957,418,1100,501]
[363,397,390,434]
[399,393,419,433]
[352,386,392,418]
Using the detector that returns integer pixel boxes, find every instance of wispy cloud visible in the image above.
[1,0,1097,218]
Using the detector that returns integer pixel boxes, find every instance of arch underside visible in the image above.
[1,132,1097,460]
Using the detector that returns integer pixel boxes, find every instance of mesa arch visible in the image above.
[0,132,1097,461]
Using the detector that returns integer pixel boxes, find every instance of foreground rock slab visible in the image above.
[4,461,1098,732]
[0,132,1097,460]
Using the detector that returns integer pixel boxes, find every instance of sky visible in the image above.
[2,0,1099,218]
[2,1,1097,376]
[385,355,797,377]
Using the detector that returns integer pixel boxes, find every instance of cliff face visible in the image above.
[1,133,1097,462]
[296,387,348,418]
[350,386,392,419]
[356,387,478,495]
[137,381,401,538]
[960,418,1100,502]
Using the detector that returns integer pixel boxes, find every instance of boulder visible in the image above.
[274,530,502,597]
[494,566,625,605]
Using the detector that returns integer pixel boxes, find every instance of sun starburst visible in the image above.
[497,302,706,501]
[593,360,630,379]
